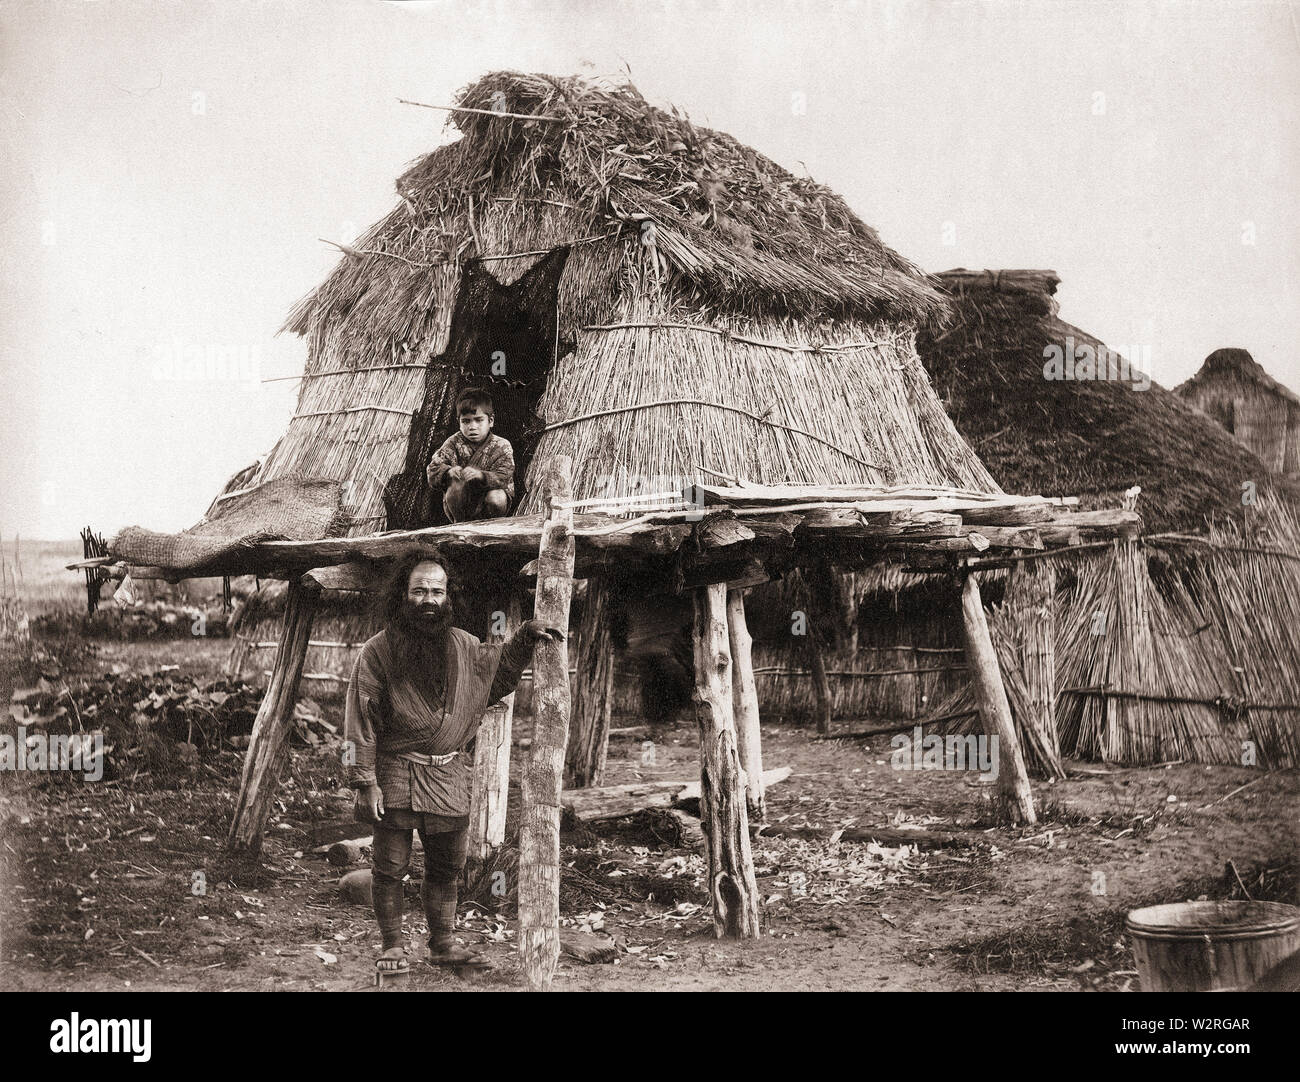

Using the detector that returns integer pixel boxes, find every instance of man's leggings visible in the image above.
[371,812,469,951]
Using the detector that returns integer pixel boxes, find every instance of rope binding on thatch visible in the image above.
[579,322,892,355]
[540,397,880,471]
[319,227,621,269]
[292,405,415,420]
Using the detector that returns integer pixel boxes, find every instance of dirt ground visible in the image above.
[2,703,1295,991]
[1,552,1296,992]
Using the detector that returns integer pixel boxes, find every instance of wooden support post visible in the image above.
[565,578,615,788]
[693,582,760,938]
[958,572,1036,825]
[226,578,320,855]
[798,565,836,735]
[807,637,832,734]
[518,458,575,991]
[727,588,765,822]
[468,592,522,862]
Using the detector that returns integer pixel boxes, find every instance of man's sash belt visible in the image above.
[394,750,460,768]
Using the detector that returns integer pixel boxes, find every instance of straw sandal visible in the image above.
[375,947,410,980]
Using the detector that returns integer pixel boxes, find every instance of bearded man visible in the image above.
[343,548,561,976]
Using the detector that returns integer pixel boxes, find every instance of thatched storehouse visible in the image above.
[227,71,997,699]
[1177,348,1300,478]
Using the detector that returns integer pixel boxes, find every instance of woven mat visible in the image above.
[110,476,343,572]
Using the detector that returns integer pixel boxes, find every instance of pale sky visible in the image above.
[2,0,1297,539]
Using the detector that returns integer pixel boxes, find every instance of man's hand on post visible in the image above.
[522,619,565,644]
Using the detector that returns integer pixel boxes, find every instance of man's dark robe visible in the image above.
[343,626,531,816]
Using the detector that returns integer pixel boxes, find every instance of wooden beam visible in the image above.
[558,766,793,822]
[960,503,1053,526]
[959,525,1043,550]
[727,589,765,822]
[256,513,689,564]
[692,582,760,938]
[301,561,383,592]
[564,579,615,789]
[958,573,1036,824]
[518,458,576,991]
[693,481,1076,508]
[468,593,522,862]
[757,822,985,850]
[797,507,963,539]
[1049,508,1144,536]
[226,579,320,854]
[695,513,757,548]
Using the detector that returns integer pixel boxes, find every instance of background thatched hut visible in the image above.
[1176,347,1300,479]
[919,271,1299,530]
[793,269,1300,768]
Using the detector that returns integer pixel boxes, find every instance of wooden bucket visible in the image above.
[1126,900,1300,991]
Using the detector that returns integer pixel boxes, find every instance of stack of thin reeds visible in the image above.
[1162,496,1300,767]
[987,562,1066,779]
[1055,529,1292,766]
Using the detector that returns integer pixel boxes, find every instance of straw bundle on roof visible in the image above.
[520,310,995,511]
[1045,494,1300,767]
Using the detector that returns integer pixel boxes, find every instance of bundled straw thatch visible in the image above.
[220,70,998,700]
[233,71,991,540]
[1052,496,1300,767]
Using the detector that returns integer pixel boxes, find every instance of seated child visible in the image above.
[425,389,515,522]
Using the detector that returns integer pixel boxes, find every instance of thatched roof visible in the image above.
[916,269,1300,533]
[1177,347,1300,408]
[227,72,993,536]
[287,71,947,336]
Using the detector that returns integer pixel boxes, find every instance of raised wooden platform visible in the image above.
[70,482,1140,587]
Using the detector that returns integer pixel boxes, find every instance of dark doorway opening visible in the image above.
[382,245,572,532]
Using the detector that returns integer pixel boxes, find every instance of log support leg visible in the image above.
[958,571,1036,825]
[808,636,832,735]
[226,578,320,855]
[693,582,760,938]
[468,593,522,863]
[565,578,615,789]
[518,458,575,991]
[727,588,765,822]
[805,560,844,735]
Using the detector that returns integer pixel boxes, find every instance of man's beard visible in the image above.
[391,599,454,669]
